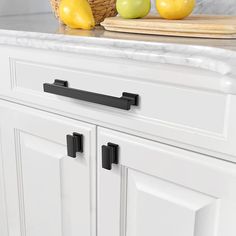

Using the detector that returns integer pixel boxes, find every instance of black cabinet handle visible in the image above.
[67,132,83,158]
[102,143,119,170]
[43,80,139,110]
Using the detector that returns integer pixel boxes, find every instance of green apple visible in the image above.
[116,0,151,19]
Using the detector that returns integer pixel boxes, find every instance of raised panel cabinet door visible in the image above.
[0,133,8,236]
[98,127,236,236]
[0,100,96,236]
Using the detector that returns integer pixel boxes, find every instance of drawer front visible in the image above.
[0,46,236,160]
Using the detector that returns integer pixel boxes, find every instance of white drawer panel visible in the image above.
[14,59,227,134]
[0,46,235,160]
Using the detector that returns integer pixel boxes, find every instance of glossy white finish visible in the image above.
[0,100,96,236]
[98,127,236,236]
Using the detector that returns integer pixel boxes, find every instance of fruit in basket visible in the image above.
[59,0,95,29]
[156,0,195,20]
[116,0,151,19]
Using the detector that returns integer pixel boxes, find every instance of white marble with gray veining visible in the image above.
[151,0,236,15]
[194,0,236,15]
[0,13,235,94]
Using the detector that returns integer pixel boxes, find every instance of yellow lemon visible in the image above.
[59,0,95,29]
[156,0,195,20]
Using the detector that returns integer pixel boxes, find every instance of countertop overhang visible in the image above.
[0,13,236,94]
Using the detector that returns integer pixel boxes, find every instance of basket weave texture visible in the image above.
[51,0,117,25]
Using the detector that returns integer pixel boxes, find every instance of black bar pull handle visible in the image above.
[67,132,83,158]
[102,143,119,170]
[43,80,139,110]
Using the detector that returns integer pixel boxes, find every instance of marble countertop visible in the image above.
[0,13,236,94]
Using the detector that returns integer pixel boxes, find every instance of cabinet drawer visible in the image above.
[1,46,236,160]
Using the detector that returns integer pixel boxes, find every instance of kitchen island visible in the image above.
[0,13,236,236]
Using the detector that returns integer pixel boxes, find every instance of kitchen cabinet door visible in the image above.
[0,134,8,236]
[0,100,96,236]
[98,127,236,236]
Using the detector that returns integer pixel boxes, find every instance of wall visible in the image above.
[151,0,236,15]
[0,0,51,16]
[0,0,235,16]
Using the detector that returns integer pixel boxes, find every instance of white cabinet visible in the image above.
[0,45,236,236]
[98,127,236,236]
[1,100,236,236]
[0,101,96,236]
[0,148,8,236]
[1,45,236,161]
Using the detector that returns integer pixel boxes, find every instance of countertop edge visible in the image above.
[0,29,236,94]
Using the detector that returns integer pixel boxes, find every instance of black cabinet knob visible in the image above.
[102,143,119,170]
[67,132,83,158]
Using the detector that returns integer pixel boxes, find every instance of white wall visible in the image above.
[0,0,51,16]
[151,0,236,15]
[0,0,235,17]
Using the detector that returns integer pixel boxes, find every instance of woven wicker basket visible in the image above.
[50,0,117,25]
